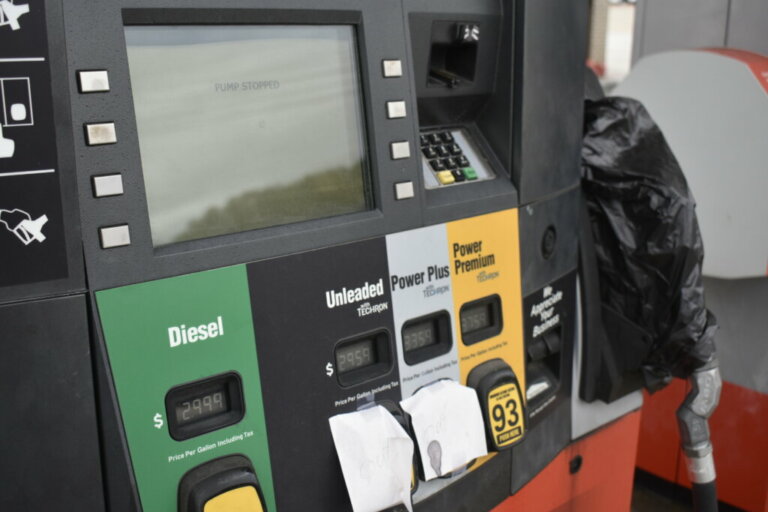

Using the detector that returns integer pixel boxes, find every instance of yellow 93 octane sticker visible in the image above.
[487,382,525,448]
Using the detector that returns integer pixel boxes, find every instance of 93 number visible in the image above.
[491,399,519,432]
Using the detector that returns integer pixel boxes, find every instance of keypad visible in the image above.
[420,129,478,186]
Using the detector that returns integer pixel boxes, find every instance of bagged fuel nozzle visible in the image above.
[581,97,717,391]
[581,96,721,512]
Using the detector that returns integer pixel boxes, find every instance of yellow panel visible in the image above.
[204,486,264,512]
[446,208,524,387]
[446,209,525,466]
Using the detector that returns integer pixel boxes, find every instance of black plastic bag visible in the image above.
[581,97,716,391]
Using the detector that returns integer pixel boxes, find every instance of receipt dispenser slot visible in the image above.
[525,325,561,410]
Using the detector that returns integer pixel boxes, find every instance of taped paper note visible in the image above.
[400,380,488,481]
[329,405,414,512]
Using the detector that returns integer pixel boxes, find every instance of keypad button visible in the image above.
[451,170,467,182]
[462,167,478,180]
[458,155,470,167]
[441,131,454,143]
[430,159,445,171]
[436,145,449,157]
[449,143,462,155]
[420,135,429,147]
[428,133,441,145]
[442,157,456,169]
[437,171,455,185]
[422,146,437,159]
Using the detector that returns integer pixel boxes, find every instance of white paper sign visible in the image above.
[329,405,414,512]
[400,380,488,481]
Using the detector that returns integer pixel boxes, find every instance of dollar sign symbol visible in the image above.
[153,413,164,429]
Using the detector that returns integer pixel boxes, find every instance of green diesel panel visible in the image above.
[96,265,276,512]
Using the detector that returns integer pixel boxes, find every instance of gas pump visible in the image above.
[0,1,591,511]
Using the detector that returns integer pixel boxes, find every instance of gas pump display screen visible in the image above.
[125,25,371,247]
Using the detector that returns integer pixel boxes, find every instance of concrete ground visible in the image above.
[632,471,692,512]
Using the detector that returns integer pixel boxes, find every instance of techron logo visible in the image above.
[168,316,224,348]
[325,278,385,309]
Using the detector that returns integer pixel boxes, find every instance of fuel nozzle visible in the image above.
[677,358,722,512]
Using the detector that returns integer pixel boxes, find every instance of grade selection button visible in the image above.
[204,486,264,512]
[178,455,265,512]
[467,358,526,451]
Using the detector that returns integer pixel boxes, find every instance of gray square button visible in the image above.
[100,225,131,249]
[92,174,124,198]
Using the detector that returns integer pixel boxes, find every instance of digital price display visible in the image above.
[174,386,228,426]
[460,295,502,345]
[336,338,376,373]
[403,322,437,352]
[334,331,392,387]
[461,303,492,333]
[402,311,452,365]
[165,373,244,441]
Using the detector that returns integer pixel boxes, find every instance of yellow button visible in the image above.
[204,486,264,512]
[437,170,455,185]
